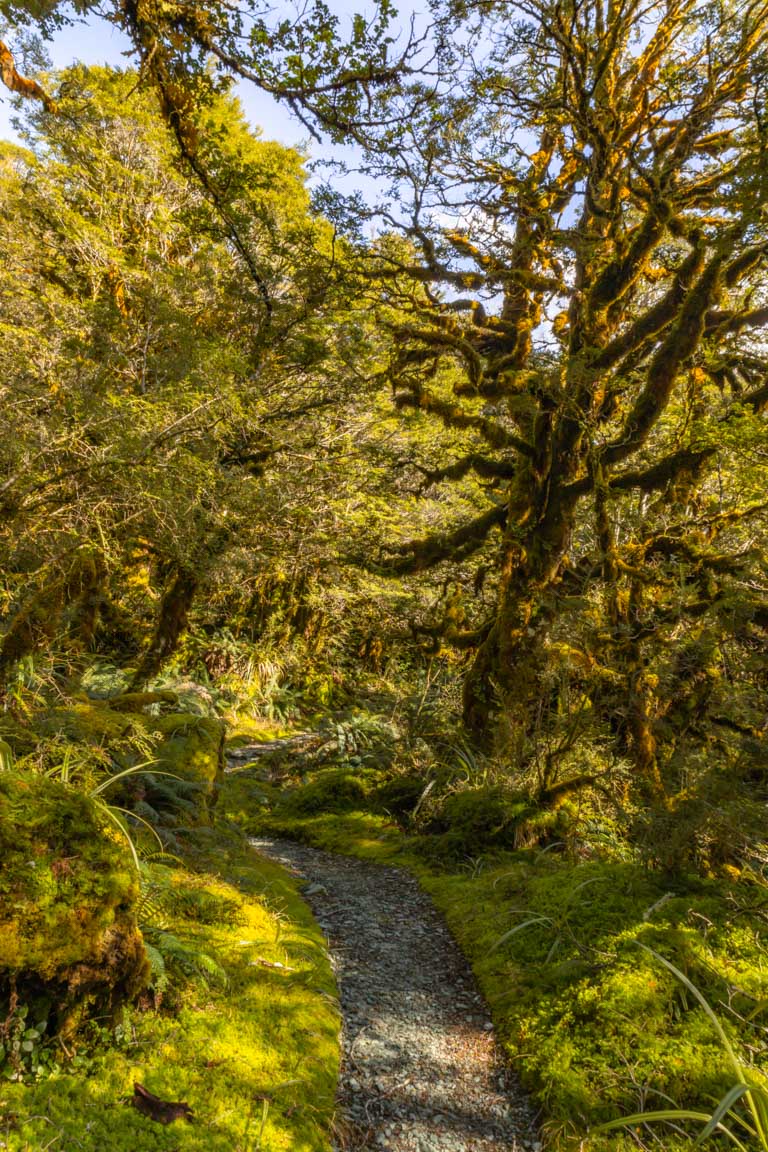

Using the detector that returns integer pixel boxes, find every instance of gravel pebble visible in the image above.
[251,837,539,1152]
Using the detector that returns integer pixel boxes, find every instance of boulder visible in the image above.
[0,768,148,1033]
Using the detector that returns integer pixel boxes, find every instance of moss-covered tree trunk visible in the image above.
[463,470,579,741]
[372,0,768,801]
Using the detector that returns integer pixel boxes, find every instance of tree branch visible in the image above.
[0,41,55,111]
[378,504,507,574]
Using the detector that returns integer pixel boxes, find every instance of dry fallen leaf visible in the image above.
[131,1082,194,1124]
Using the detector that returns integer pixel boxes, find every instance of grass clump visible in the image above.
[596,945,768,1149]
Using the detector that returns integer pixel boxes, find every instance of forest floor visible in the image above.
[252,836,539,1152]
[226,726,768,1152]
[1,785,341,1152]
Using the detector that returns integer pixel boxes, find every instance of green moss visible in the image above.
[421,786,529,858]
[34,700,131,746]
[225,717,293,747]
[144,713,225,817]
[14,703,225,826]
[275,769,369,816]
[419,860,762,1146]
[247,780,768,1150]
[0,769,148,1029]
[373,773,428,823]
[3,788,340,1152]
[255,809,404,861]
[218,768,280,828]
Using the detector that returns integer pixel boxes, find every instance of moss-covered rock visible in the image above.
[2,813,342,1152]
[144,713,225,819]
[277,768,368,816]
[0,768,148,1032]
[34,699,133,746]
[19,703,225,826]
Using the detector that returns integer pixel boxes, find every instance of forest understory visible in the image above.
[2,0,768,1146]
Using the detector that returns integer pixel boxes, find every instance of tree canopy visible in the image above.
[332,0,768,818]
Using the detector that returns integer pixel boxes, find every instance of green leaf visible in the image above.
[696,1083,751,1145]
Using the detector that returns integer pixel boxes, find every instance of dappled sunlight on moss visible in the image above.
[255,810,404,861]
[3,790,340,1152]
[249,783,768,1150]
[0,768,148,1032]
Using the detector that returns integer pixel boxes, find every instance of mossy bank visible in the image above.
[1,773,340,1152]
[246,763,768,1151]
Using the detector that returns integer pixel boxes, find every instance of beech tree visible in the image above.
[0,0,416,322]
[359,0,768,805]
[0,66,384,689]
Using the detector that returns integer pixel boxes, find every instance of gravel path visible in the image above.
[250,836,539,1152]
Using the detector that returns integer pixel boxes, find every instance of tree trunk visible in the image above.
[463,478,577,745]
[130,568,198,689]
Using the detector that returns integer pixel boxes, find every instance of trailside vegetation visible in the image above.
[0,0,767,1146]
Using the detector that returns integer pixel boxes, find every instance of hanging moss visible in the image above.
[0,768,148,1034]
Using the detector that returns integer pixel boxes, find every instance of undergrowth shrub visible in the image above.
[277,768,369,815]
[374,773,430,824]
[410,785,577,861]
[634,774,768,876]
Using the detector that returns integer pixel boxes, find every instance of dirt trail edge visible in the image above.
[250,836,540,1152]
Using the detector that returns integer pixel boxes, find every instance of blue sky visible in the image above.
[0,3,377,152]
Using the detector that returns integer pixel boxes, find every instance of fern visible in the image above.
[143,928,228,988]
[138,863,232,990]
[141,773,202,821]
[143,941,168,997]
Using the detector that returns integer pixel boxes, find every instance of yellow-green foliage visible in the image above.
[225,718,292,748]
[144,713,225,808]
[32,700,130,748]
[249,789,768,1150]
[8,702,225,823]
[0,768,147,1021]
[2,810,340,1151]
[276,769,370,817]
